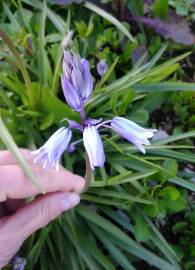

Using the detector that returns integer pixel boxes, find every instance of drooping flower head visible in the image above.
[61,50,93,112]
[111,117,157,154]
[32,127,72,172]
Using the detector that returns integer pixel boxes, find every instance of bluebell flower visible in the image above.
[83,125,105,170]
[97,59,108,76]
[111,117,157,154]
[32,127,72,172]
[61,51,93,112]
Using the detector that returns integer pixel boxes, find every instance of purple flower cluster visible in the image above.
[33,50,157,171]
[61,51,93,112]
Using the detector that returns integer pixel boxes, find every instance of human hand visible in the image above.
[0,149,85,268]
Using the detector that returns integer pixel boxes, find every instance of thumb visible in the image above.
[0,192,80,268]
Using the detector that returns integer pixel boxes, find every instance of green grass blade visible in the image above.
[77,230,116,270]
[77,205,176,270]
[169,177,195,192]
[137,207,179,260]
[62,224,100,270]
[145,42,168,70]
[91,225,136,270]
[3,2,21,31]
[107,169,157,185]
[38,0,47,86]
[21,0,66,33]
[153,130,195,145]
[88,189,154,204]
[84,1,135,42]
[133,82,195,92]
[148,149,195,163]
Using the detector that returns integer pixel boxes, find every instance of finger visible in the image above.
[0,192,80,268]
[0,164,85,202]
[0,149,32,166]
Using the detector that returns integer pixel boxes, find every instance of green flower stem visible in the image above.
[84,152,93,191]
[0,29,36,109]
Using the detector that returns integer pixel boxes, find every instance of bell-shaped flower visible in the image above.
[32,127,72,172]
[61,51,93,112]
[83,125,105,170]
[111,117,157,154]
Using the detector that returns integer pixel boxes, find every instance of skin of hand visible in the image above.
[0,149,85,269]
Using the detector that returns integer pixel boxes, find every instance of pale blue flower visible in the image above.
[83,125,105,170]
[61,51,93,112]
[32,127,72,172]
[111,117,157,154]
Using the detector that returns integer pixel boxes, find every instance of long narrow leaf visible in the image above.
[77,205,176,270]
[84,2,135,42]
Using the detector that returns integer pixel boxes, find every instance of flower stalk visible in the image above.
[84,152,93,191]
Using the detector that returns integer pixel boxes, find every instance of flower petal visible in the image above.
[55,129,72,172]
[73,54,82,69]
[61,75,82,111]
[81,59,93,102]
[83,126,105,170]
[71,66,83,94]
[111,117,157,153]
[63,50,73,66]
[32,128,72,172]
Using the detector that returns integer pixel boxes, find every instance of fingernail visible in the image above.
[60,193,80,211]
[74,175,85,194]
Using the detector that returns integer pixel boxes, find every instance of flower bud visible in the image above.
[62,31,73,50]
[97,59,108,76]
[61,51,93,111]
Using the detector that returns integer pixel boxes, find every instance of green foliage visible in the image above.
[154,0,169,18]
[169,0,195,19]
